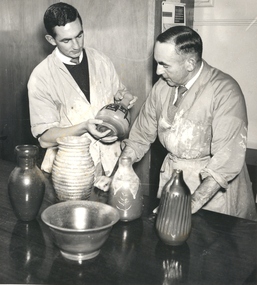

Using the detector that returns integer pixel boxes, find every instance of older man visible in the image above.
[121,26,256,220]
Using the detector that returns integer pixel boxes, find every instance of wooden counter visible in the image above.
[0,159,256,284]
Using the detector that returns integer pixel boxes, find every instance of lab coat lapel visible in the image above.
[175,61,213,116]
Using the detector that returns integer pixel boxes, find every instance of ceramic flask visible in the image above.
[8,145,45,221]
[95,95,133,140]
[108,157,143,222]
[156,169,191,246]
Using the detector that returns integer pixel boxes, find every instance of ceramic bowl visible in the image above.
[41,200,120,261]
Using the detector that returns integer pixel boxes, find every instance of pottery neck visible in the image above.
[116,157,134,176]
[15,145,38,169]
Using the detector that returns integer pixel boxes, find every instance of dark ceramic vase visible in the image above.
[108,157,143,222]
[156,169,191,246]
[8,145,45,221]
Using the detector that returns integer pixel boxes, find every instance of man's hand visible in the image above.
[114,93,138,109]
[127,95,138,109]
[94,176,112,192]
[86,119,118,143]
[191,176,221,214]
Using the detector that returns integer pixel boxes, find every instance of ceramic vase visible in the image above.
[95,96,133,140]
[156,169,191,246]
[52,136,95,201]
[108,157,143,222]
[8,145,45,221]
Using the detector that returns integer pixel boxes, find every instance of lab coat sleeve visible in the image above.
[104,53,133,100]
[28,70,60,138]
[123,83,159,162]
[201,76,248,188]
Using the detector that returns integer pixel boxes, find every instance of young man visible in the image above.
[28,3,136,190]
[121,26,257,220]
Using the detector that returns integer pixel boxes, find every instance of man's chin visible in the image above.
[71,50,83,57]
[164,78,176,87]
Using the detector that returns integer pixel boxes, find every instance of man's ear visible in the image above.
[45,35,57,46]
[185,57,197,72]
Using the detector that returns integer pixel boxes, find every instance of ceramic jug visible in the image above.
[8,145,45,221]
[52,136,95,201]
[156,169,191,246]
[95,95,133,140]
[108,157,143,222]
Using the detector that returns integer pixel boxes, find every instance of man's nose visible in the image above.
[72,39,80,49]
[156,64,164,75]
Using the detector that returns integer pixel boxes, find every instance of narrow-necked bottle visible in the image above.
[8,145,45,221]
[108,157,143,222]
[156,169,191,246]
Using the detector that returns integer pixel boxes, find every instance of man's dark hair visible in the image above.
[44,2,83,38]
[157,26,203,62]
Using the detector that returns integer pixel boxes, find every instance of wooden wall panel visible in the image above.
[0,0,56,161]
[66,0,155,122]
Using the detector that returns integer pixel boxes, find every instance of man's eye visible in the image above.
[78,33,83,38]
[63,40,70,43]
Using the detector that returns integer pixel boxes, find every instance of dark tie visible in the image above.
[70,57,80,64]
[174,86,187,107]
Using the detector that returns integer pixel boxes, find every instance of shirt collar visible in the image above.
[185,61,204,90]
[55,47,83,65]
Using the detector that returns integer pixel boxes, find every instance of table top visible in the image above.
[0,159,257,285]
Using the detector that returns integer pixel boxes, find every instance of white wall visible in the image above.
[194,0,257,149]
